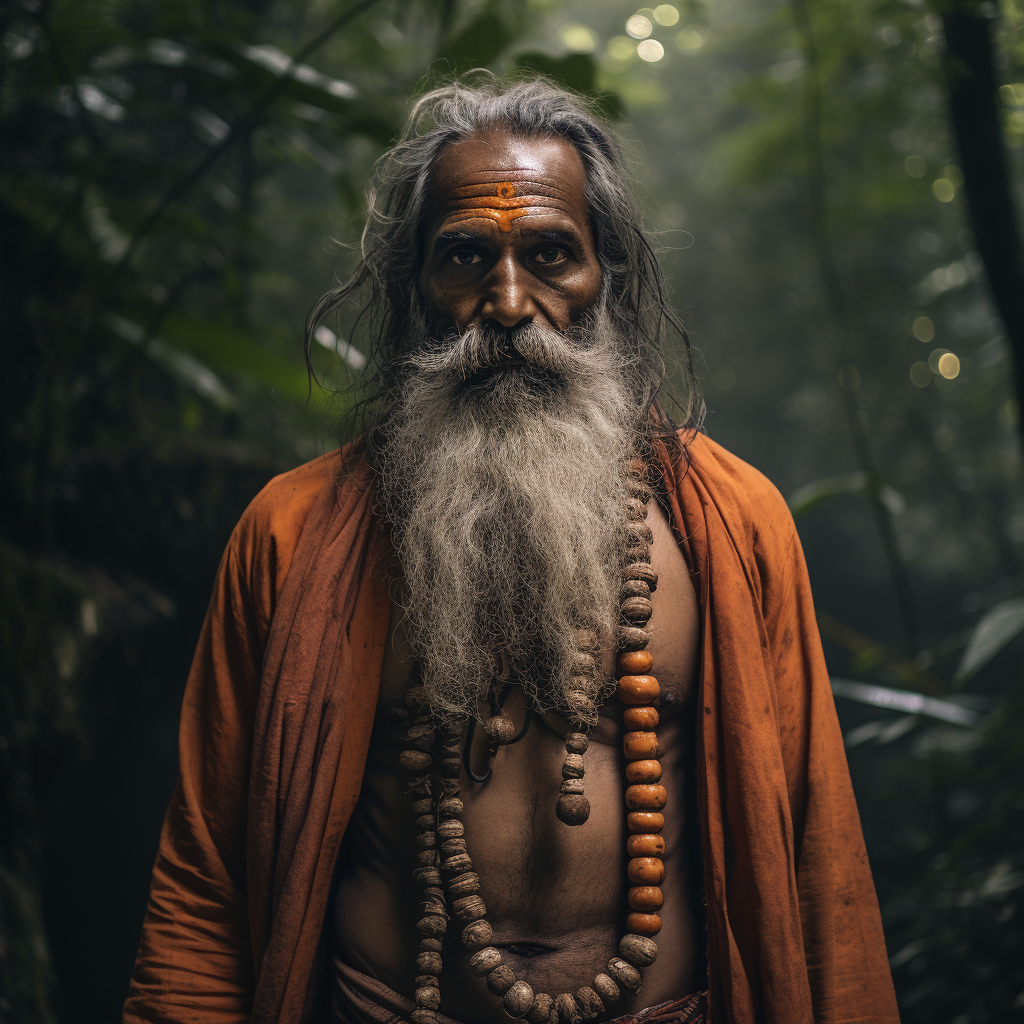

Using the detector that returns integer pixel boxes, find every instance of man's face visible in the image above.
[418,130,604,334]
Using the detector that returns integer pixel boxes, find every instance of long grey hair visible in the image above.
[305,75,704,459]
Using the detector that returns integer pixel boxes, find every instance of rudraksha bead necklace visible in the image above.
[398,457,664,1024]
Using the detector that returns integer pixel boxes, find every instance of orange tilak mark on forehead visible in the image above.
[445,181,530,232]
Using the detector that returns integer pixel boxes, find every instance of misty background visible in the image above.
[3,0,1023,1020]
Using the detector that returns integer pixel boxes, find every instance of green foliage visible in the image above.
[0,0,538,1018]
[3,0,1024,1019]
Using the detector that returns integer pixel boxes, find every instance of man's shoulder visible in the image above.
[229,440,372,584]
[674,431,798,558]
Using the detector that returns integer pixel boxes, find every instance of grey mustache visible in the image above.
[412,323,585,379]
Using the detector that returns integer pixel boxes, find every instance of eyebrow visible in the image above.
[432,230,476,255]
[431,226,584,256]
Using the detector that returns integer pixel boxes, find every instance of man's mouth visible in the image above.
[460,360,561,393]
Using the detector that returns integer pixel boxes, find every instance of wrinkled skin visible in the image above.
[333,131,704,1022]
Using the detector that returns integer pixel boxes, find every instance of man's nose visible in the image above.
[478,254,539,327]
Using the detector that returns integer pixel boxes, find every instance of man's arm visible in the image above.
[124,538,262,1024]
[758,500,900,1022]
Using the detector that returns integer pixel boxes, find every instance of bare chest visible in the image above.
[333,500,704,1019]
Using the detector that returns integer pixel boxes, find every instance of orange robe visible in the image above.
[124,433,899,1024]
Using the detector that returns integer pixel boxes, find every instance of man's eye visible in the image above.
[451,251,482,266]
[535,248,567,265]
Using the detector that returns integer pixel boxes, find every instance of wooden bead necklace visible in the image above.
[398,457,664,1024]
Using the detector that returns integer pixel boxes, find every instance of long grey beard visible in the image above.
[375,310,644,726]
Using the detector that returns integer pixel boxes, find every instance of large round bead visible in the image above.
[575,987,604,1019]
[626,912,662,935]
[555,992,581,1024]
[442,853,473,876]
[619,934,659,967]
[620,579,651,601]
[592,974,620,1004]
[628,886,664,911]
[469,947,502,976]
[486,964,516,996]
[416,987,441,1010]
[617,675,660,705]
[440,838,468,857]
[437,796,463,817]
[622,732,659,760]
[621,596,653,624]
[625,784,668,811]
[416,951,442,975]
[453,895,486,921]
[626,833,666,857]
[556,793,591,826]
[624,759,662,784]
[462,919,493,948]
[627,857,665,885]
[606,957,642,993]
[618,649,654,675]
[504,981,535,1018]
[623,562,658,589]
[448,872,481,896]
[484,715,516,744]
[417,914,447,938]
[565,731,589,754]
[527,993,554,1023]
[627,811,664,833]
[622,706,659,731]
[437,819,464,839]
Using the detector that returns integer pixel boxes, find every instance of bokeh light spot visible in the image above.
[912,315,935,342]
[944,164,964,187]
[838,364,861,391]
[1000,83,1024,106]
[910,361,931,387]
[637,38,665,61]
[676,27,704,51]
[654,4,680,26]
[933,178,955,202]
[560,24,597,52]
[938,352,960,379]
[607,35,637,60]
[904,154,925,178]
[711,364,736,391]
[626,15,653,39]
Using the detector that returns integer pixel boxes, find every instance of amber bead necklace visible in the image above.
[398,457,665,1024]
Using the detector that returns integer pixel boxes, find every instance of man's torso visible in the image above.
[332,498,705,1022]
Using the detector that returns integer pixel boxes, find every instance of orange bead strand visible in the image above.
[617,460,666,964]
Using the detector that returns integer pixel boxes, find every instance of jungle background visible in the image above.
[3,0,1024,1020]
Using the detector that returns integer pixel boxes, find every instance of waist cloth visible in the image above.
[329,956,707,1024]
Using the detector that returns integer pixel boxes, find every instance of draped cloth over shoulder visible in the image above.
[124,433,899,1024]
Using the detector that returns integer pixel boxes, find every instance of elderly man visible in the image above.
[124,80,899,1024]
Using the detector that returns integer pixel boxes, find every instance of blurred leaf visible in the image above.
[161,316,314,404]
[108,316,237,412]
[816,610,944,694]
[831,677,986,727]
[788,470,905,518]
[843,714,919,747]
[512,51,624,119]
[441,13,515,71]
[955,598,1024,683]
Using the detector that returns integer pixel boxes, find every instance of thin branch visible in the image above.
[97,0,382,301]
[791,0,922,657]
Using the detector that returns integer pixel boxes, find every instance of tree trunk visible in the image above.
[939,3,1024,437]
